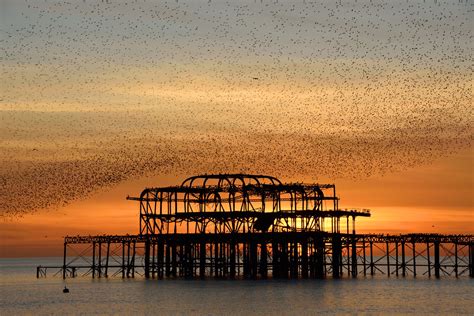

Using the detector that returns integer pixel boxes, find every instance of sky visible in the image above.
[0,0,472,257]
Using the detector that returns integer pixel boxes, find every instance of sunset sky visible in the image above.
[0,0,472,257]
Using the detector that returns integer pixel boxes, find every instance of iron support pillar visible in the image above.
[332,234,341,278]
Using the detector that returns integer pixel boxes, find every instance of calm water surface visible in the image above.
[1,258,473,315]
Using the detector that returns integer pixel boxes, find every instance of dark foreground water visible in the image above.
[1,258,473,315]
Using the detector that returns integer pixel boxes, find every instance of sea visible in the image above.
[1,258,473,315]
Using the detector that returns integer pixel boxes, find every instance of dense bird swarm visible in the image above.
[0,0,472,215]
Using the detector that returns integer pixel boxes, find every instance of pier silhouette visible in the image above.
[37,174,473,279]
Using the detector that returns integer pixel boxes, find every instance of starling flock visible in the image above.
[0,0,472,215]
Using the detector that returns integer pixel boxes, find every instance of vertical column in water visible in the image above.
[121,241,125,278]
[315,237,325,278]
[260,242,268,279]
[469,243,473,278]
[434,240,440,278]
[92,241,96,278]
[281,241,289,278]
[144,238,150,279]
[272,241,280,278]
[250,240,258,279]
[157,240,164,279]
[200,241,206,279]
[301,239,308,279]
[62,241,67,279]
[332,234,341,278]
[351,237,357,278]
[105,241,110,278]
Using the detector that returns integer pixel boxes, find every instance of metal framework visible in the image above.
[36,174,473,279]
[130,174,370,235]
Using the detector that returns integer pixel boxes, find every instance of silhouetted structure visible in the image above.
[37,174,473,279]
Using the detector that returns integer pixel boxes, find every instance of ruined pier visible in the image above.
[37,174,474,279]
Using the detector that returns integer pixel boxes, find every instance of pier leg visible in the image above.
[315,238,325,278]
[301,240,308,279]
[126,241,131,278]
[351,238,357,278]
[370,241,374,276]
[362,238,366,276]
[105,241,110,278]
[92,241,96,278]
[200,242,206,279]
[401,241,406,277]
[131,241,136,278]
[434,241,440,278]
[272,242,280,278]
[171,244,177,277]
[395,242,399,276]
[412,242,416,277]
[62,242,67,279]
[260,242,267,279]
[121,242,125,278]
[144,239,150,279]
[98,242,102,278]
[281,242,288,278]
[250,241,258,279]
[386,241,390,276]
[158,241,164,279]
[469,244,474,278]
[332,235,341,278]
[454,243,458,278]
[290,242,298,278]
[427,242,431,277]
[215,241,220,278]
[184,243,193,278]
[230,241,236,279]
[347,239,350,276]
